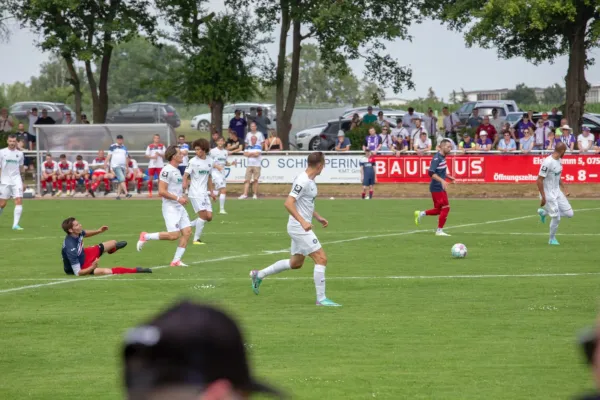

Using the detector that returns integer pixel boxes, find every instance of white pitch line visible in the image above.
[458,232,600,236]
[1,207,599,295]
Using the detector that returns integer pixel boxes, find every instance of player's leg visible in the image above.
[51,174,58,193]
[83,173,90,192]
[362,184,367,199]
[56,174,65,196]
[192,196,212,244]
[369,181,374,199]
[544,195,560,244]
[103,172,114,195]
[147,169,156,197]
[252,168,260,199]
[435,192,451,236]
[12,188,23,230]
[171,212,192,266]
[136,171,143,194]
[137,207,183,251]
[0,186,7,220]
[308,248,339,306]
[218,187,227,213]
[415,191,441,226]
[101,239,128,254]
[41,173,49,194]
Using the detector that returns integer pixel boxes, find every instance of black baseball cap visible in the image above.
[123,300,284,398]
[116,134,124,139]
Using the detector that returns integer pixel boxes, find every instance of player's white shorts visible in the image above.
[0,184,23,199]
[212,172,226,190]
[544,191,572,218]
[162,204,192,232]
[190,194,213,213]
[287,223,321,256]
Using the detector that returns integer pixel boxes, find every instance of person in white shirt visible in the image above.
[422,108,438,138]
[413,131,432,155]
[0,108,14,133]
[56,154,74,197]
[145,134,166,197]
[250,152,341,307]
[209,136,237,214]
[402,107,418,131]
[534,119,552,150]
[0,135,25,230]
[41,153,58,196]
[410,118,428,148]
[88,150,114,197]
[184,138,216,246]
[239,135,262,200]
[126,158,143,194]
[72,155,90,195]
[136,145,193,267]
[27,107,39,132]
[442,107,460,140]
[244,122,265,147]
[578,126,595,153]
[106,134,131,200]
[391,120,410,142]
[177,134,189,176]
[536,142,573,245]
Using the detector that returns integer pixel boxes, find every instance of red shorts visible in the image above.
[43,176,54,182]
[82,245,101,268]
[431,191,449,209]
[148,168,161,178]
[92,171,105,178]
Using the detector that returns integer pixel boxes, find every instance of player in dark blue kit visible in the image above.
[61,217,152,276]
[414,139,456,236]
[360,149,377,199]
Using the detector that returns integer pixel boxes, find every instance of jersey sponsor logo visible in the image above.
[4,159,19,164]
[293,184,302,194]
[312,239,318,244]
[541,166,548,172]
[161,171,168,178]
[197,169,210,175]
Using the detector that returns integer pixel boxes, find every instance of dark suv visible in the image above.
[106,102,181,128]
[317,118,398,150]
[10,101,73,124]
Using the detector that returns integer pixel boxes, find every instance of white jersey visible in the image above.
[72,160,89,173]
[209,147,228,177]
[146,143,166,169]
[128,159,139,174]
[159,164,184,207]
[90,157,106,173]
[288,171,317,228]
[58,160,72,174]
[0,147,24,186]
[538,155,563,196]
[185,156,213,198]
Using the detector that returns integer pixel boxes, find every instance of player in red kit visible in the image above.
[145,134,165,197]
[72,155,90,196]
[56,154,74,197]
[41,154,58,196]
[88,150,113,197]
[126,158,144,194]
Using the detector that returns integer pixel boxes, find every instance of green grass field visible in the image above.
[1,198,599,399]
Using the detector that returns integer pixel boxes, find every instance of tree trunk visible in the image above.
[64,56,82,123]
[96,43,114,124]
[210,99,224,135]
[275,0,291,149]
[564,14,589,137]
[84,61,99,124]
[278,20,302,150]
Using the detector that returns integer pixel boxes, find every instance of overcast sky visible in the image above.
[1,2,599,101]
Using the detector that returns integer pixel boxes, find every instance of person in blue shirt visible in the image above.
[61,217,151,276]
[106,134,131,200]
[360,150,376,199]
[414,139,456,236]
[229,109,247,141]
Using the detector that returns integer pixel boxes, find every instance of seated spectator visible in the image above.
[392,135,409,154]
[62,111,75,124]
[497,131,517,152]
[476,131,492,152]
[520,128,535,153]
[476,116,497,143]
[559,125,576,151]
[264,129,282,151]
[226,129,244,154]
[578,126,595,153]
[458,134,476,152]
[545,131,558,151]
[362,106,377,124]
[81,114,90,124]
[494,122,513,148]
[413,131,432,155]
[534,119,552,150]
[350,113,361,130]
[379,126,393,151]
[335,131,351,151]
[363,127,382,153]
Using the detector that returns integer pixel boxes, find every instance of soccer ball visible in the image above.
[451,243,468,258]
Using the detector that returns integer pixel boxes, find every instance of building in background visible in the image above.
[460,85,600,104]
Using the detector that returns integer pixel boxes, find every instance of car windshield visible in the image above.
[474,107,506,117]
[506,113,521,123]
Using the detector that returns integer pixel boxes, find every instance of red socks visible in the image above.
[148,180,153,194]
[137,178,143,191]
[111,267,138,275]
[439,207,450,229]
[84,179,90,190]
[361,192,365,199]
[425,208,440,216]
[369,190,373,198]
[42,181,47,190]
[104,178,110,190]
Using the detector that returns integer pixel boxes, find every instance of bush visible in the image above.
[0,131,12,146]
[345,123,382,150]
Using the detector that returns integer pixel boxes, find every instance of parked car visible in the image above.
[341,107,421,121]
[290,123,328,151]
[505,112,524,127]
[106,102,181,127]
[190,103,276,132]
[318,118,398,150]
[457,100,519,125]
[9,101,73,124]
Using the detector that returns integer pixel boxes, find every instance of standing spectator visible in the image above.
[27,107,39,131]
[81,114,90,124]
[15,123,36,177]
[379,126,393,151]
[239,135,262,200]
[253,107,271,137]
[476,116,497,143]
[177,135,189,176]
[106,134,131,200]
[490,108,503,132]
[551,107,559,118]
[423,108,438,138]
[527,109,534,121]
[410,117,427,148]
[498,131,517,152]
[534,119,551,151]
[442,106,460,140]
[264,129,282,151]
[145,134,166,198]
[335,131,351,151]
[520,128,535,153]
[209,131,220,149]
[376,110,386,126]
[362,106,377,124]
[559,125,576,151]
[391,118,410,141]
[516,113,535,139]
[466,108,482,129]
[245,122,265,147]
[540,112,554,128]
[360,149,376,200]
[350,113,361,129]
[35,108,56,125]
[413,131,432,155]
[402,107,418,131]
[226,130,244,154]
[578,126,595,153]
[545,131,557,151]
[122,300,283,400]
[62,111,75,124]
[476,131,492,152]
[229,109,247,142]
[458,135,476,152]
[363,126,382,153]
[0,108,14,132]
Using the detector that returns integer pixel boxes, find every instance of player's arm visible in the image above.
[536,163,548,205]
[182,171,190,190]
[159,171,187,205]
[105,151,112,168]
[66,250,97,277]
[208,174,216,200]
[284,195,312,231]
[313,210,328,228]
[145,146,155,159]
[360,164,364,182]
[559,178,570,196]
[84,226,108,238]
[428,158,448,190]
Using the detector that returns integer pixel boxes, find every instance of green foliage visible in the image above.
[543,84,566,105]
[345,123,381,151]
[506,83,539,105]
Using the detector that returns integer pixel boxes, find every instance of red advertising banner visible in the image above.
[373,154,600,184]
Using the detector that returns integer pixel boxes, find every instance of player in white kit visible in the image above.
[536,142,573,245]
[136,145,192,267]
[0,135,25,230]
[209,136,237,214]
[249,152,341,306]
[184,138,216,245]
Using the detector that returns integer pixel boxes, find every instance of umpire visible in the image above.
[123,300,284,400]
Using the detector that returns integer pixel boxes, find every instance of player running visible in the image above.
[250,152,341,307]
[72,155,90,196]
[41,153,58,196]
[136,145,193,267]
[145,134,166,197]
[414,138,456,236]
[61,217,151,276]
[0,134,25,230]
[89,150,113,197]
[360,149,376,199]
[184,138,216,245]
[209,136,237,214]
[56,154,73,197]
[536,142,573,245]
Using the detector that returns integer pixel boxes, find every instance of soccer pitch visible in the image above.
[1,198,599,399]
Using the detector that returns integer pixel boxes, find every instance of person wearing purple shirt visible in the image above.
[595,137,600,153]
[362,127,382,153]
[229,110,247,140]
[544,132,559,150]
[516,114,535,138]
[476,132,492,151]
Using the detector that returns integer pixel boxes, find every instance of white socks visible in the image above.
[194,218,206,241]
[173,247,186,262]
[419,211,426,217]
[13,205,22,227]
[0,207,3,217]
[258,259,291,279]
[549,217,560,240]
[314,264,326,302]
[219,194,226,211]
[145,232,160,240]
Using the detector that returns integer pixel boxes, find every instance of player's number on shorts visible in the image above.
[578,170,586,182]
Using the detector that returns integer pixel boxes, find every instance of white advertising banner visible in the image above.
[223,154,364,184]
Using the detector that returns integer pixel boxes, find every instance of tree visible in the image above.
[426,87,439,102]
[225,0,416,149]
[0,0,12,43]
[359,81,386,106]
[449,90,458,104]
[543,83,566,105]
[423,0,600,135]
[506,83,538,105]
[460,88,468,103]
